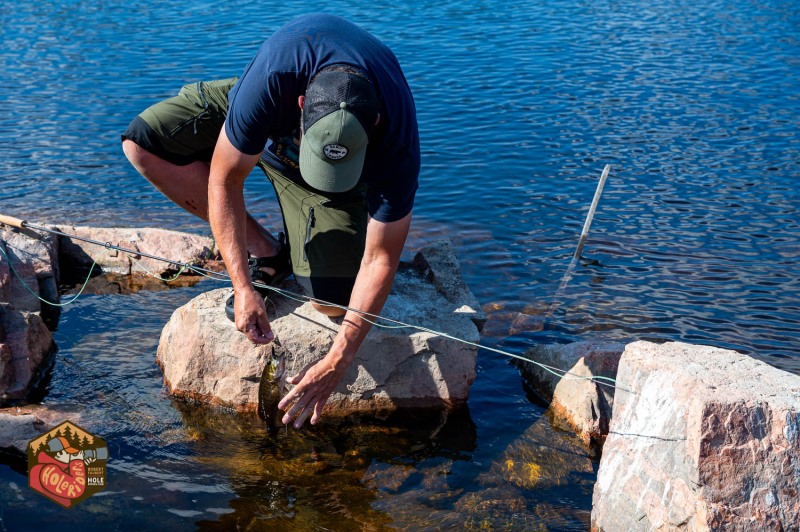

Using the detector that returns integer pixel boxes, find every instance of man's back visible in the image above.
[226,14,420,223]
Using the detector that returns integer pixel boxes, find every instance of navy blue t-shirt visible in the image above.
[226,14,420,223]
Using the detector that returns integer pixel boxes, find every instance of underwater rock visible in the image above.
[156,242,481,417]
[450,414,594,530]
[55,225,219,278]
[0,304,56,405]
[592,340,800,531]
[476,414,594,492]
[519,342,625,448]
[0,405,86,455]
[0,227,60,314]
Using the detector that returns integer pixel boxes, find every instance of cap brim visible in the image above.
[300,108,368,193]
[300,140,365,193]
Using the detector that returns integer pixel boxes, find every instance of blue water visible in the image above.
[1,0,799,529]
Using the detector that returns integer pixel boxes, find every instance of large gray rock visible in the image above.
[0,304,56,404]
[0,227,60,313]
[156,243,481,416]
[55,225,219,278]
[519,342,625,447]
[412,240,486,330]
[592,341,800,531]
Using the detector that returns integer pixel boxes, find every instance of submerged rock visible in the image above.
[447,414,595,530]
[591,340,800,531]
[156,241,481,417]
[519,341,625,448]
[0,405,86,455]
[476,414,594,491]
[0,304,56,405]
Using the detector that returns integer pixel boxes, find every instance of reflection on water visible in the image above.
[2,0,799,528]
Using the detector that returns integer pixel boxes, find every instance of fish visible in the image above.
[258,343,287,434]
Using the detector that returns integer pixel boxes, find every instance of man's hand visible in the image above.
[278,355,348,427]
[234,288,275,344]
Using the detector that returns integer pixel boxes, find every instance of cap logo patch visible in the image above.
[323,144,348,160]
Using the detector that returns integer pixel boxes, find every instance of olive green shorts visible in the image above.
[123,78,237,165]
[123,79,366,305]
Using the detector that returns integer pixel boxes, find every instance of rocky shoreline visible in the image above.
[2,225,798,529]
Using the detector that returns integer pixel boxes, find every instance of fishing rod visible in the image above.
[0,173,621,390]
[0,213,199,271]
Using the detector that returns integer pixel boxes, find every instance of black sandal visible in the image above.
[225,233,292,322]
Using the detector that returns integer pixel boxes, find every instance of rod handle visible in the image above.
[0,214,27,229]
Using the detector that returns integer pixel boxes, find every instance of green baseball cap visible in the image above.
[300,68,379,193]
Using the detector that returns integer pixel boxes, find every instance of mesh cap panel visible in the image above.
[303,68,379,135]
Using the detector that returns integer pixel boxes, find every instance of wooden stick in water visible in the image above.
[573,164,610,260]
[543,164,611,321]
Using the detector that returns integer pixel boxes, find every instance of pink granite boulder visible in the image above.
[592,341,800,531]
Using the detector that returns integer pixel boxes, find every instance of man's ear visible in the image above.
[375,113,380,126]
[298,95,305,109]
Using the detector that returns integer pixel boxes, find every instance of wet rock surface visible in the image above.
[519,341,625,448]
[592,340,800,531]
[157,242,481,416]
[0,304,56,405]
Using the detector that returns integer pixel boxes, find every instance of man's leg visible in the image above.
[122,140,280,258]
[121,78,283,265]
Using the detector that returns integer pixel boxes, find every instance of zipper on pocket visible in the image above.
[303,207,316,262]
[168,81,211,137]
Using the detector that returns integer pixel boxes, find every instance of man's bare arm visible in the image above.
[207,126,272,343]
[278,210,413,426]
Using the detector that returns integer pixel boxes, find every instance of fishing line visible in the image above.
[0,244,98,307]
[0,211,621,390]
[162,264,620,389]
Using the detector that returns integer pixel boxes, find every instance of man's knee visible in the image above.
[311,301,347,317]
[122,139,153,171]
